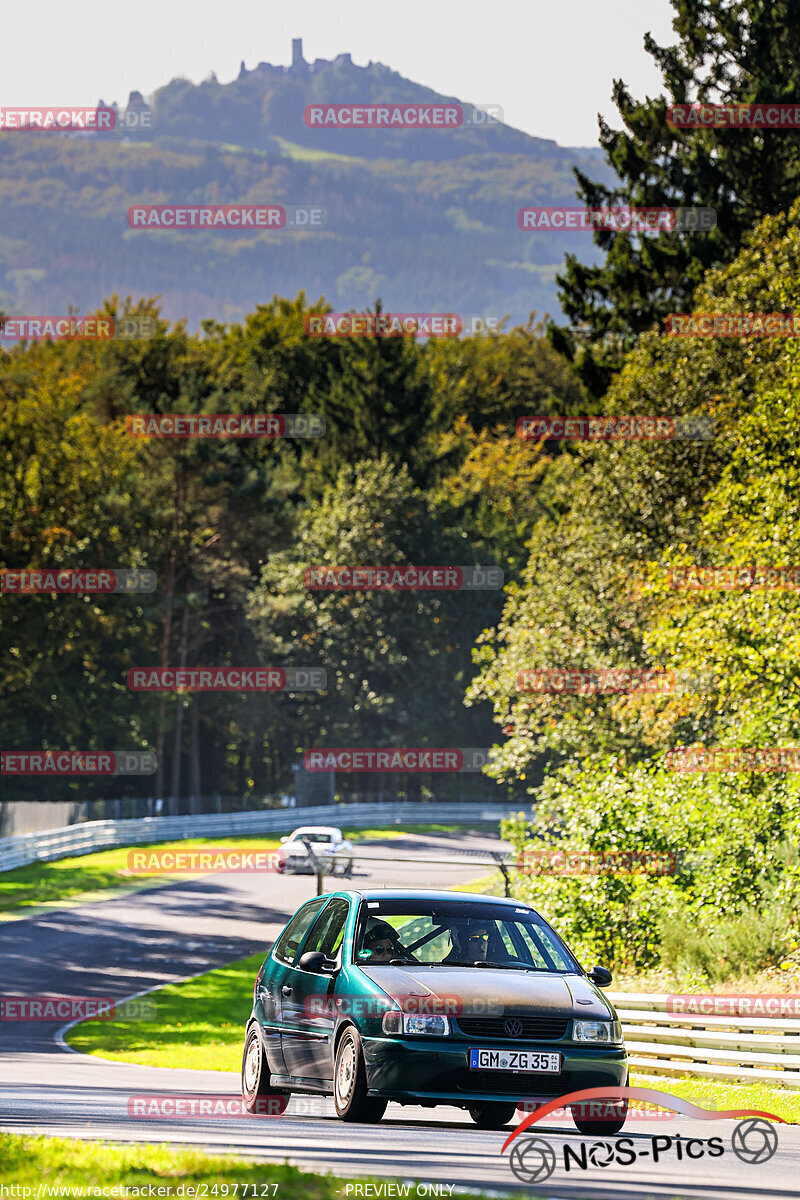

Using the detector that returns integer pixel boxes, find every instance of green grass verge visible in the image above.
[0,1132,498,1197]
[453,874,505,895]
[0,836,282,916]
[67,951,263,1071]
[631,1071,797,1124]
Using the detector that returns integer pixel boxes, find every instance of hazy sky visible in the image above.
[1,0,676,146]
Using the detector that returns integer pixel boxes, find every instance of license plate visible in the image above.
[469,1048,561,1073]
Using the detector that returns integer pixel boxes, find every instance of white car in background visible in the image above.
[278,825,354,876]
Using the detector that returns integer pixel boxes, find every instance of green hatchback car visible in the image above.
[242,889,627,1132]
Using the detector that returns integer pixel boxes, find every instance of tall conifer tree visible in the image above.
[551,0,800,396]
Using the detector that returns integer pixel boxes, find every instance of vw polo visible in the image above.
[241,889,627,1131]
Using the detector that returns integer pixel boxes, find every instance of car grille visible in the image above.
[456,1016,568,1041]
[458,1069,571,1095]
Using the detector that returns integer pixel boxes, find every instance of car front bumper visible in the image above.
[361,1036,627,1105]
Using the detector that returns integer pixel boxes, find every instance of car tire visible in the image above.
[241,1023,289,1116]
[333,1027,387,1122]
[571,1073,629,1136]
[468,1102,517,1129]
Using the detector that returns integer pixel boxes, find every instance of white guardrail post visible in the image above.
[608,991,800,1089]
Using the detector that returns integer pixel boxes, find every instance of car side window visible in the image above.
[301,898,350,961]
[533,924,572,970]
[514,922,570,970]
[273,898,327,965]
[498,923,517,957]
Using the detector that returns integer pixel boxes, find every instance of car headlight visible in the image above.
[381,1009,450,1037]
[573,1019,622,1044]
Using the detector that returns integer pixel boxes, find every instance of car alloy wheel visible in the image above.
[243,1033,261,1095]
[333,1027,387,1123]
[241,1023,289,1116]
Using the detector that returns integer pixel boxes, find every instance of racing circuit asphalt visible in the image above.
[0,830,797,1199]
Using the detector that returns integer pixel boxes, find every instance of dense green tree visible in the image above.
[551,0,800,395]
[247,457,507,800]
[0,362,156,801]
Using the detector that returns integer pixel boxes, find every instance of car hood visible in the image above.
[358,965,613,1018]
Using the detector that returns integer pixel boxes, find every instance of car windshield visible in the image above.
[298,832,333,843]
[354,900,578,972]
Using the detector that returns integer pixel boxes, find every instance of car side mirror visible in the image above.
[280,836,289,842]
[588,965,613,988]
[298,950,338,974]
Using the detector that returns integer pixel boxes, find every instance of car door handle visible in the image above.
[281,985,293,996]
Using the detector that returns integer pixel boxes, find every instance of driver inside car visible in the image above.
[443,919,493,963]
[361,920,417,964]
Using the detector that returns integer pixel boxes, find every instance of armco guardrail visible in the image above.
[0,801,517,874]
[609,991,800,1089]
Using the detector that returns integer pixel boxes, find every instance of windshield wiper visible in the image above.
[473,960,529,970]
[420,959,529,969]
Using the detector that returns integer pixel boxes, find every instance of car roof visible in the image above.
[328,888,533,906]
[291,825,340,834]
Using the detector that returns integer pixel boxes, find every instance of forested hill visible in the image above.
[0,43,611,329]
